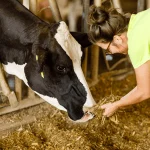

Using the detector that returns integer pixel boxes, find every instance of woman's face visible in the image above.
[96,32,128,54]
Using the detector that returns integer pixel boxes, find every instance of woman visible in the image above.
[88,4,150,117]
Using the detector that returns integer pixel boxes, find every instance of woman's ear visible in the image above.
[113,35,123,45]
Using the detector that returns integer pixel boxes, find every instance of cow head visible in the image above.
[25,21,96,121]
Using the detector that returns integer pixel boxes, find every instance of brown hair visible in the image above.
[88,4,130,44]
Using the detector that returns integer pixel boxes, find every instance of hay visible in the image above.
[0,70,150,150]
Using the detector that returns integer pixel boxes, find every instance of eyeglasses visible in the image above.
[105,41,112,54]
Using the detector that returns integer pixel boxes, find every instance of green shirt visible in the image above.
[127,9,150,68]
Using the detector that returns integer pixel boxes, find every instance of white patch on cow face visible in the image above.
[3,62,66,111]
[3,62,28,85]
[35,93,66,111]
[54,21,96,107]
[55,22,82,64]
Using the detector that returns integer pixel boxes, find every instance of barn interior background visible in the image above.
[0,0,150,150]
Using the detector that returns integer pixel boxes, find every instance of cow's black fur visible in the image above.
[0,0,92,120]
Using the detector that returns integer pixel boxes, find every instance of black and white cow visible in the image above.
[0,0,96,122]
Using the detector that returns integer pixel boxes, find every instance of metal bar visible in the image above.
[82,0,90,32]
[81,0,90,77]
[94,0,102,7]
[137,0,145,12]
[29,0,37,15]
[48,0,62,22]
[0,64,11,96]
[23,0,29,9]
[112,0,123,13]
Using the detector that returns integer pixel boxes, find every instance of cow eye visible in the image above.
[57,65,66,73]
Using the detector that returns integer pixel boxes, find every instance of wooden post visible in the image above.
[82,48,88,77]
[0,63,18,107]
[82,0,90,33]
[48,0,62,22]
[28,88,35,98]
[147,0,150,8]
[15,77,22,101]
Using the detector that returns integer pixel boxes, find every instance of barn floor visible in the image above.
[0,69,150,150]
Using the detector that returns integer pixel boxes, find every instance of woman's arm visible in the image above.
[101,60,150,117]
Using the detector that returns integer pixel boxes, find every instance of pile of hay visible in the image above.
[0,70,150,150]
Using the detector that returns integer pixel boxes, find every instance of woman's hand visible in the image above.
[101,102,120,117]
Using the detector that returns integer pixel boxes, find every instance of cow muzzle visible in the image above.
[75,111,95,123]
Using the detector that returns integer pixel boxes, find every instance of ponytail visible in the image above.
[88,4,130,44]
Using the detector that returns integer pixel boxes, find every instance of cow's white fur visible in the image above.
[55,21,96,107]
[3,62,28,84]
[3,62,66,111]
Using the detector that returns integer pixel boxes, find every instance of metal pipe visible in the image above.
[112,0,123,14]
[81,0,90,77]
[81,0,90,33]
[137,0,145,12]
[0,63,18,107]
[94,0,102,7]
[23,0,29,9]
[48,0,62,22]
[29,0,37,15]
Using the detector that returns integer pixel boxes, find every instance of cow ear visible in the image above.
[70,32,92,48]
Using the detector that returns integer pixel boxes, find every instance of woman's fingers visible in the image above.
[100,102,118,117]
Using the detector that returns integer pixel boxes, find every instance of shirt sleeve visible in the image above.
[128,38,150,69]
[127,11,150,69]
